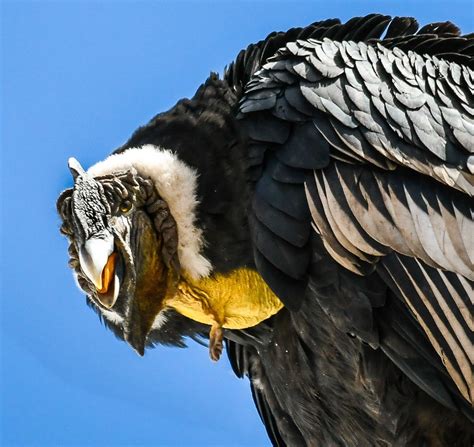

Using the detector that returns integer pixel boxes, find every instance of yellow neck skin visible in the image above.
[163,268,283,329]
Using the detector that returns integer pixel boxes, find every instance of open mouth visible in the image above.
[97,252,117,294]
[96,251,125,308]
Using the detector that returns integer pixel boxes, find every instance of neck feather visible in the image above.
[87,146,212,279]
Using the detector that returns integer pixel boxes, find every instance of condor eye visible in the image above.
[120,201,132,214]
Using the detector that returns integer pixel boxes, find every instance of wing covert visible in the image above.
[238,21,474,413]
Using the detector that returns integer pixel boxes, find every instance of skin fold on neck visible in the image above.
[162,268,284,360]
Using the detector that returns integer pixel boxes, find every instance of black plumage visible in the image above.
[58,14,474,446]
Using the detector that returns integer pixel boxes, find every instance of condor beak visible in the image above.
[79,233,120,308]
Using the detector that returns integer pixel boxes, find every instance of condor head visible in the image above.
[56,148,211,355]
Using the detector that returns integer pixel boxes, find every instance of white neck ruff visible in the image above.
[87,145,212,279]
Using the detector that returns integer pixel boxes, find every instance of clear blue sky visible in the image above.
[1,1,472,446]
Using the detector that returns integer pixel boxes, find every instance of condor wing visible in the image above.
[236,16,473,425]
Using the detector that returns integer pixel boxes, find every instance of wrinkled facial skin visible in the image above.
[57,162,180,355]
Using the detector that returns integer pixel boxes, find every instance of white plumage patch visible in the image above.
[73,272,124,325]
[101,309,124,326]
[87,145,212,279]
[151,311,168,330]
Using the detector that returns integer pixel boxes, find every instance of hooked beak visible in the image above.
[79,232,120,308]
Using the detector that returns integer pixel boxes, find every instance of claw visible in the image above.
[209,324,223,362]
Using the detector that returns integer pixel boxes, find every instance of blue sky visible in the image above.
[1,1,472,446]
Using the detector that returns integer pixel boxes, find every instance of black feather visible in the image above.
[59,14,474,447]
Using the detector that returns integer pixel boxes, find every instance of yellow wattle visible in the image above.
[165,268,284,329]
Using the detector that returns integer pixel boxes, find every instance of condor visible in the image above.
[57,14,473,446]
